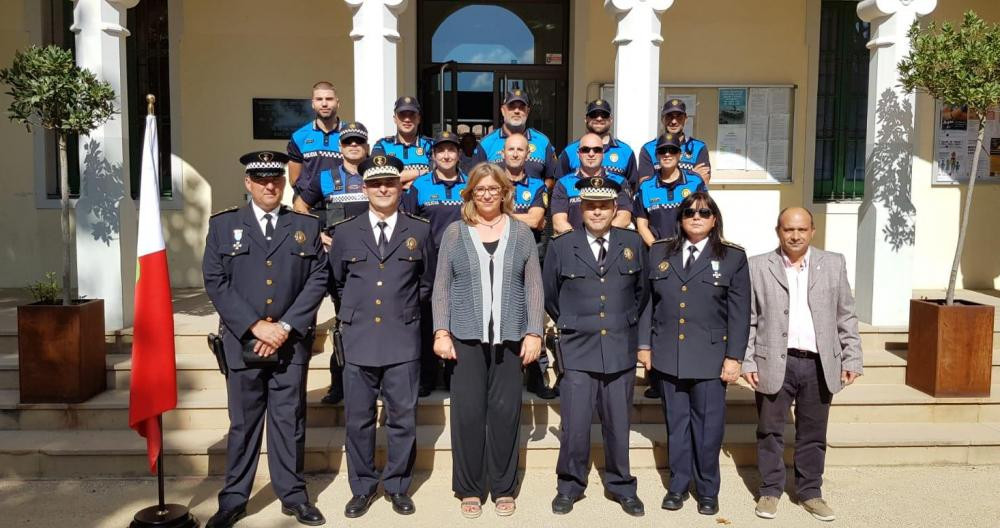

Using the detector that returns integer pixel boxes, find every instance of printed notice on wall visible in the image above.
[934,103,1000,183]
[716,88,748,170]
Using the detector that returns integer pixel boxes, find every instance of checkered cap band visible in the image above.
[363,165,401,181]
[579,187,618,200]
[245,161,285,171]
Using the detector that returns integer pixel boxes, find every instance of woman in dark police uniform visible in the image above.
[637,191,750,516]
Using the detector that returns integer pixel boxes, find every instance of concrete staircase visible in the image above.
[3,319,1000,479]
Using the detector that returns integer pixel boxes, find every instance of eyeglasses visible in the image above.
[578,146,604,154]
[587,112,611,120]
[341,138,366,146]
[681,207,714,219]
[656,147,681,156]
[473,186,502,197]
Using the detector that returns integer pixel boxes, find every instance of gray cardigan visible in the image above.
[432,217,544,343]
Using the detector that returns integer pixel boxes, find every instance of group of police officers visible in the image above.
[202,79,738,527]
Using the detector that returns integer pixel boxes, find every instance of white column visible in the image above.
[345,0,408,140]
[72,0,140,331]
[604,0,674,152]
[854,0,936,326]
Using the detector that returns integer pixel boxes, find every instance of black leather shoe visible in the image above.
[613,495,645,517]
[551,494,577,515]
[386,493,415,515]
[320,386,343,405]
[281,502,325,526]
[345,493,378,518]
[418,383,433,397]
[644,384,661,399]
[697,496,720,515]
[661,491,689,510]
[205,505,246,528]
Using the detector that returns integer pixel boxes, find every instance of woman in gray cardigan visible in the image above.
[432,162,544,518]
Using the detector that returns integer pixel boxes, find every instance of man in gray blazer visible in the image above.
[741,207,862,522]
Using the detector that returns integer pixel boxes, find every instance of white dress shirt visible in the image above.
[368,210,398,242]
[782,248,817,352]
[250,201,280,236]
[681,237,709,268]
[585,229,611,262]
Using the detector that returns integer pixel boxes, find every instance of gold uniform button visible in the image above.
[266,298,273,305]
[352,257,357,262]
[723,335,728,341]
[679,318,685,324]
[679,334,685,340]
[266,260,273,267]
[266,279,273,286]
[377,281,383,286]
[375,299,382,305]
[599,312,606,318]
[600,295,606,301]
[379,263,385,269]
[600,329,607,336]
[299,252,305,256]
[681,285,688,292]
[680,302,686,308]
[374,316,382,323]
[600,277,606,283]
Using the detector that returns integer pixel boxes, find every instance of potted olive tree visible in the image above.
[1,45,116,403]
[898,11,1000,397]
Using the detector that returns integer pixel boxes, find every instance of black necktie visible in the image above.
[263,213,274,245]
[377,221,388,259]
[685,245,698,271]
[595,236,607,269]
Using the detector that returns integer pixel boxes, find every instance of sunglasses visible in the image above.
[681,207,714,219]
[341,137,366,146]
[588,112,611,120]
[656,147,681,156]
[578,146,604,154]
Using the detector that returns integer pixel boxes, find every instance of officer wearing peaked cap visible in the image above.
[203,150,328,527]
[327,152,436,517]
[560,99,639,191]
[635,132,708,247]
[543,175,649,516]
[374,96,434,189]
[480,89,561,186]
[637,98,712,184]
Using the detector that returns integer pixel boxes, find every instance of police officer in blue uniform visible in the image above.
[504,132,557,399]
[401,130,468,396]
[635,132,708,246]
[544,177,649,517]
[480,89,561,186]
[374,96,434,189]
[203,151,328,527]
[637,99,711,185]
[560,99,639,191]
[288,81,346,212]
[551,133,632,234]
[328,153,436,518]
[638,191,749,516]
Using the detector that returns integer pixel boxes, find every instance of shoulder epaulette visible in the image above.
[327,215,356,231]
[210,206,239,218]
[551,229,573,240]
[290,209,319,219]
[722,239,745,251]
[404,212,430,223]
[651,236,676,246]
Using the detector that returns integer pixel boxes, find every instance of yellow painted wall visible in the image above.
[0,1,73,290]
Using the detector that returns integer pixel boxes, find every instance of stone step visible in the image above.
[3,383,999,431]
[3,421,999,478]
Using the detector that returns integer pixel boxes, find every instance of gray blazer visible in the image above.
[432,217,545,343]
[742,247,862,395]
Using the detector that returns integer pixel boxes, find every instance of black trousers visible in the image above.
[658,373,727,499]
[557,368,637,498]
[219,362,308,510]
[449,339,523,501]
[343,359,420,496]
[755,353,833,501]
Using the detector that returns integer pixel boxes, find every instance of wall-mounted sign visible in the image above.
[252,98,313,140]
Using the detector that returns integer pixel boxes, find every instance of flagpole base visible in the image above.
[130,504,199,528]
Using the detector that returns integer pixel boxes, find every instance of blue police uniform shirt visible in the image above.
[550,170,633,231]
[374,134,435,175]
[634,169,708,240]
[480,127,560,182]
[636,135,710,182]
[287,119,345,207]
[400,171,467,249]
[510,174,547,241]
[559,137,638,190]
[319,165,370,219]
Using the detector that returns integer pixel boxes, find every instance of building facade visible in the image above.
[1,0,999,329]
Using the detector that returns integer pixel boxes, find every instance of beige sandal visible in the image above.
[495,496,516,516]
[461,498,483,519]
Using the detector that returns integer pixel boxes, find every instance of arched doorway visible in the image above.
[417,1,569,149]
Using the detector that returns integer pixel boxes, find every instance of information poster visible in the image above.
[716,88,748,170]
[935,103,1000,183]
